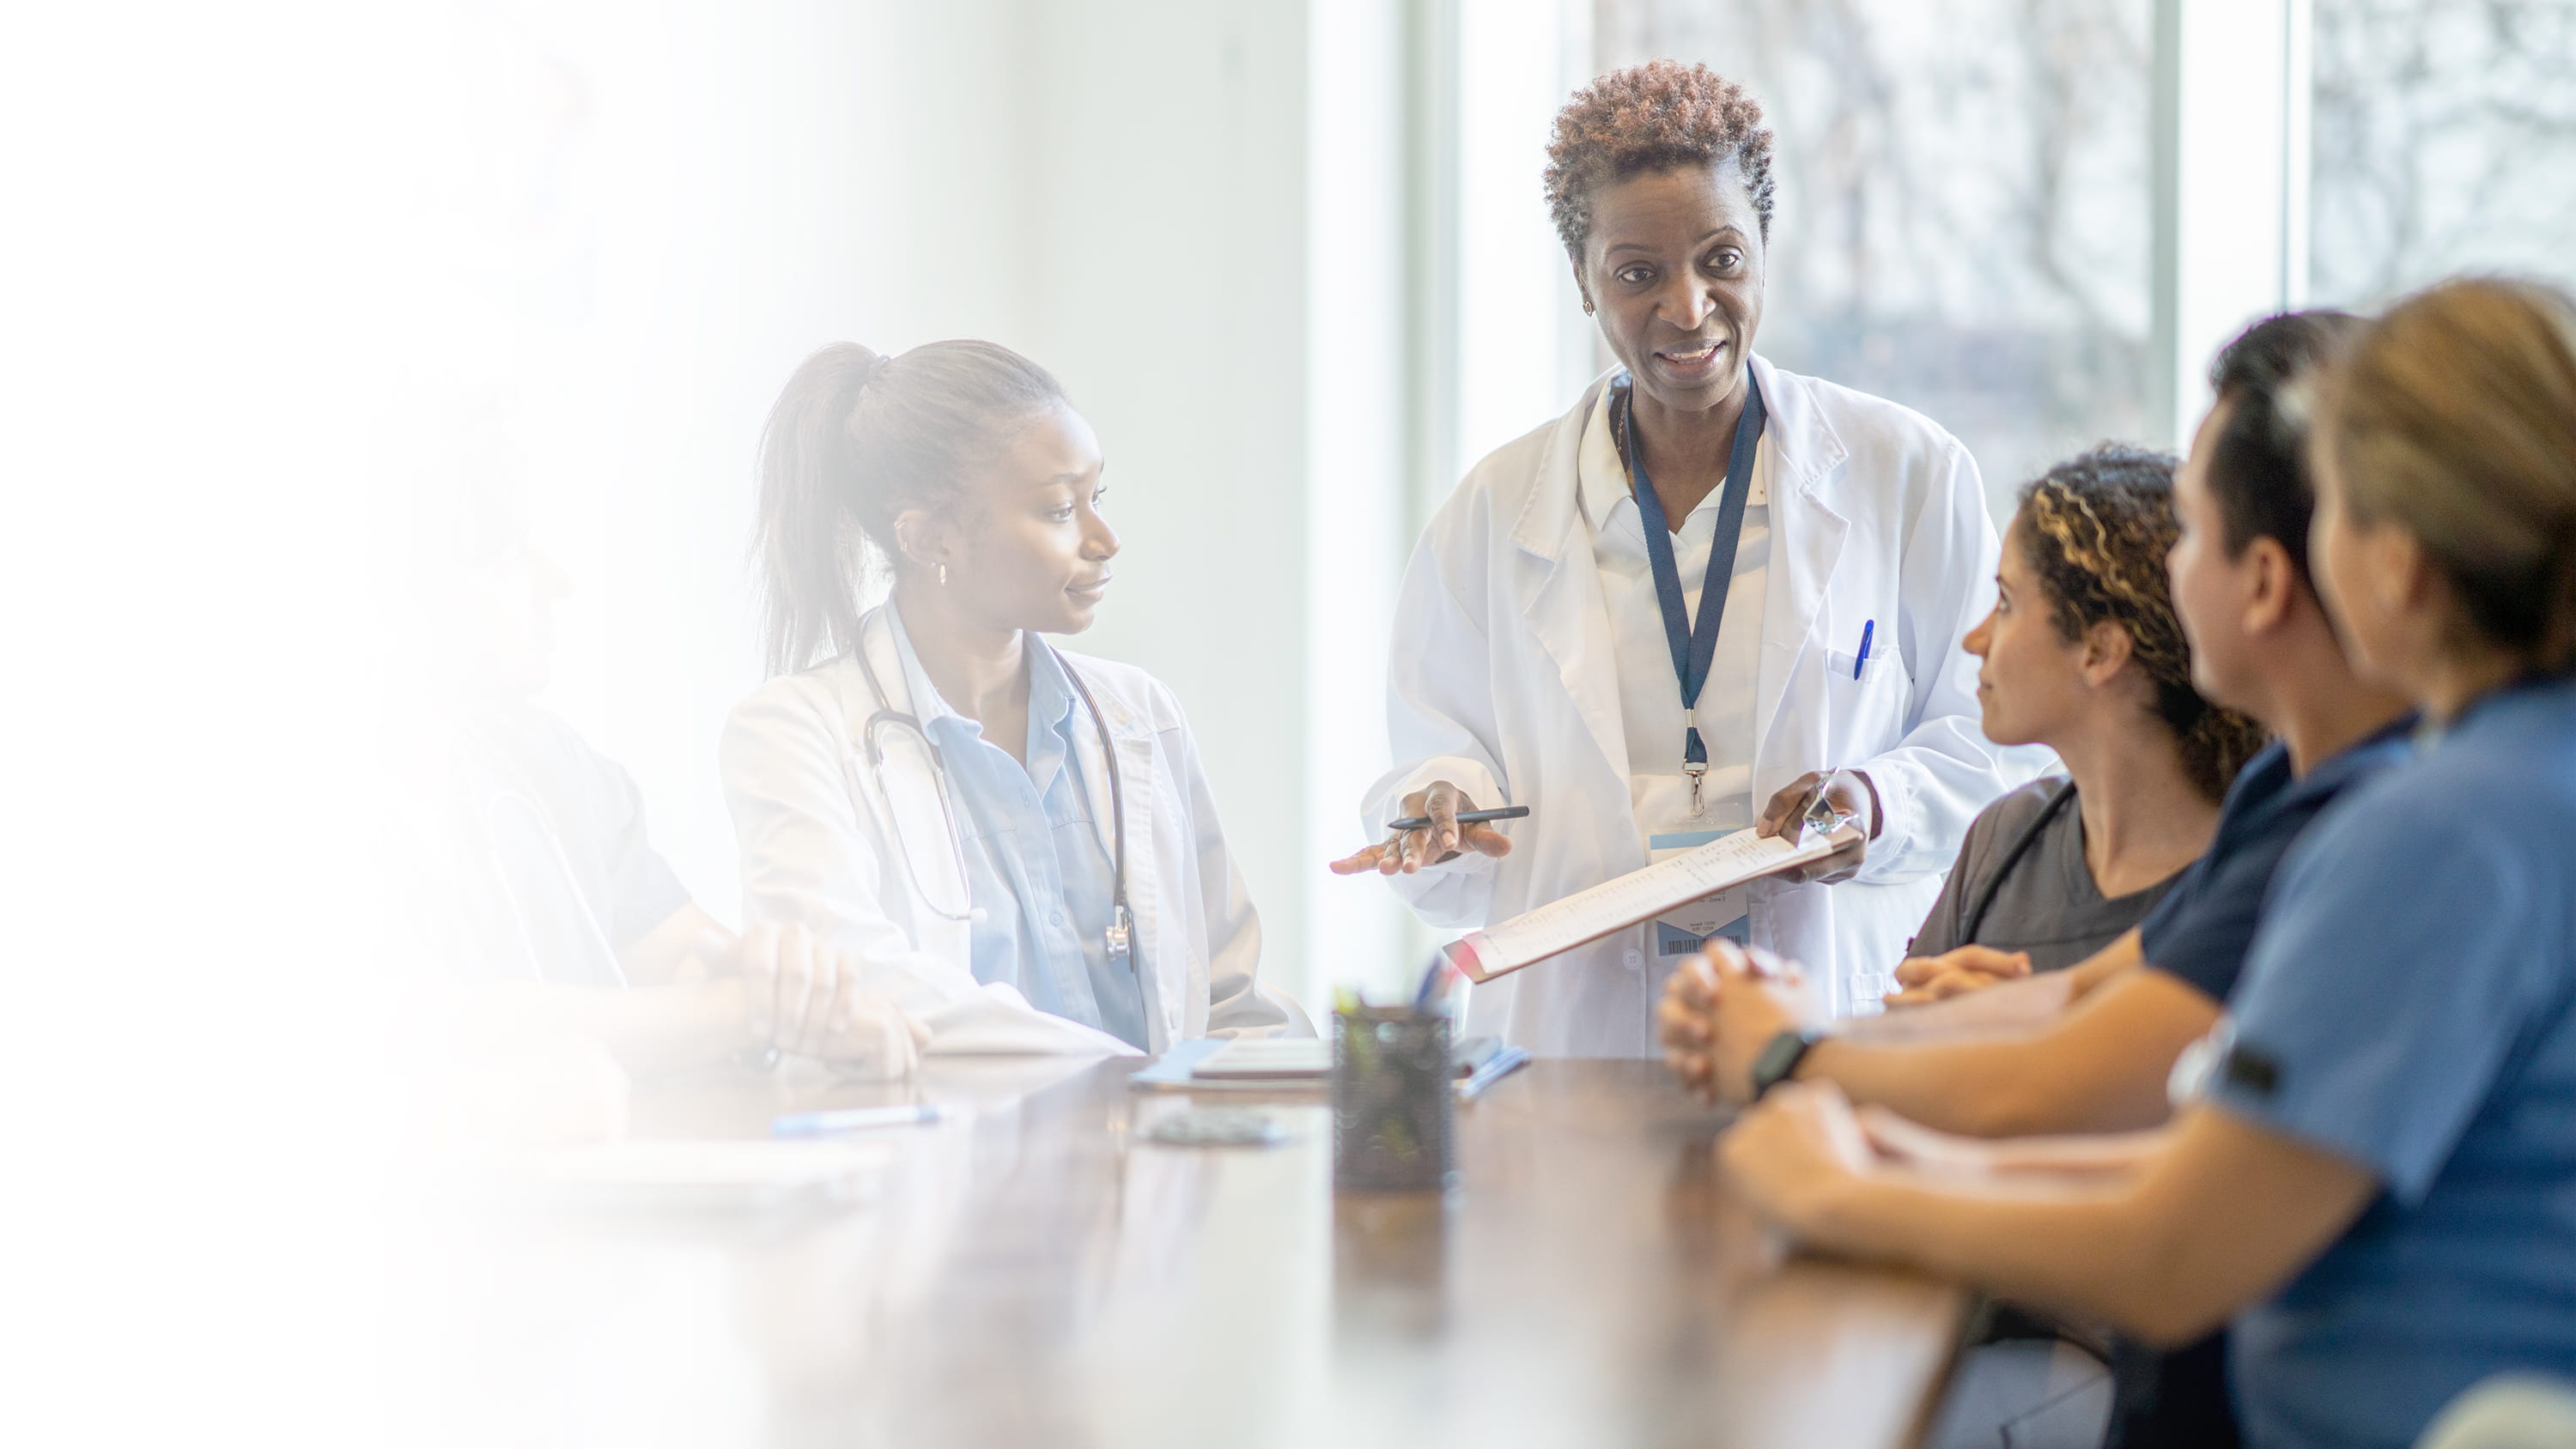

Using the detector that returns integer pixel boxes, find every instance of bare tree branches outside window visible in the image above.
[1596,0,2154,519]
[2312,0,2576,306]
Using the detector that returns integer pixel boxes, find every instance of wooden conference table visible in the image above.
[421,1056,1965,1448]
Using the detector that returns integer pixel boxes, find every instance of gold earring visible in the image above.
[938,563,948,587]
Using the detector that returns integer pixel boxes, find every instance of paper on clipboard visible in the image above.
[1443,822,1864,985]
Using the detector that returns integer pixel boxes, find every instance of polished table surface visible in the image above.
[417,1056,1965,1448]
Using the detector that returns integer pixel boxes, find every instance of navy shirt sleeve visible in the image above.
[2212,784,2562,1203]
[594,750,692,948]
[519,706,693,949]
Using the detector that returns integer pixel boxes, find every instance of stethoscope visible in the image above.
[1955,777,2078,945]
[853,634,1135,961]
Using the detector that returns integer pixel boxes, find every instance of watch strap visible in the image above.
[1749,1027,1822,1100]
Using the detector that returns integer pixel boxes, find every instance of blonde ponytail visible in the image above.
[2319,279,2576,674]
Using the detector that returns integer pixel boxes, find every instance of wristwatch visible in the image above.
[1749,1027,1825,1100]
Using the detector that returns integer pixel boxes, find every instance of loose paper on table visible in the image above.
[1443,822,1862,984]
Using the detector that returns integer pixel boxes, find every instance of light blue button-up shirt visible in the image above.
[889,604,1151,1049]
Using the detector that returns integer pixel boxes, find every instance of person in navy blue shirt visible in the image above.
[1719,277,2576,1449]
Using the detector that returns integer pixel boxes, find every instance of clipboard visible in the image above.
[1441,809,1864,985]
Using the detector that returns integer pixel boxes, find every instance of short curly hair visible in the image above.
[1543,60,1777,258]
[2016,446,2269,804]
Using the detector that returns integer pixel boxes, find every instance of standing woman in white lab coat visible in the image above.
[1332,62,2036,1052]
[724,341,1303,1055]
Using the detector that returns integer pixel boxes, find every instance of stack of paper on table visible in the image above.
[1444,822,1862,984]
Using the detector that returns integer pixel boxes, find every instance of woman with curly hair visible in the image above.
[1888,446,2269,1005]
[1334,60,2036,1049]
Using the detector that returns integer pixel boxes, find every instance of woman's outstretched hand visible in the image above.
[1328,779,1516,876]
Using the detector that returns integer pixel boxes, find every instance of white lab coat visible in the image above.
[724,607,1305,1057]
[1368,357,2042,1054]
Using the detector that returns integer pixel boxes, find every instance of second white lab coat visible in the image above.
[724,607,1306,1057]
[1367,357,2043,1054]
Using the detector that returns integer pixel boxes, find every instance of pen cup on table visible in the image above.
[1331,1005,1454,1192]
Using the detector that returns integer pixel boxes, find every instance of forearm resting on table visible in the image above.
[616,902,737,987]
[1801,963,2217,1137]
[1799,1106,2376,1345]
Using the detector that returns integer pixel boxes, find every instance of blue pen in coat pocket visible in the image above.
[1854,619,1874,679]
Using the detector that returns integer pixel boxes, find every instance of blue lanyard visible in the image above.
[1613,371,1767,809]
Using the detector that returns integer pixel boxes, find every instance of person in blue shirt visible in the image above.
[1716,276,2576,1449]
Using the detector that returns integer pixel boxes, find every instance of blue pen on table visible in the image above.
[1854,618,1874,680]
[771,1103,962,1137]
[1457,1045,1532,1101]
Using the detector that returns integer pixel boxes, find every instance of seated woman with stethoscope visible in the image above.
[720,339,1307,1055]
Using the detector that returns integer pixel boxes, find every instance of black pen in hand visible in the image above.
[1382,804,1532,833]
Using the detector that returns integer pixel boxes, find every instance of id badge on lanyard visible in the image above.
[1613,369,1768,819]
[1649,828,1752,945]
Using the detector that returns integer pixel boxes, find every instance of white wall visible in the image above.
[1449,0,1600,482]
[1308,0,1419,1001]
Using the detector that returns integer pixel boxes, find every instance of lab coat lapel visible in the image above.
[855,609,973,959]
[1750,358,1852,776]
[1066,668,1179,1052]
[1507,374,1634,785]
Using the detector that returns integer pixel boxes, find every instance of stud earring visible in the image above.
[938,563,948,587]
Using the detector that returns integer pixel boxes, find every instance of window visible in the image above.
[1596,0,2158,517]
[2310,0,2576,306]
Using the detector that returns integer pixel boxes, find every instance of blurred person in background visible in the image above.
[406,431,923,1149]
[723,340,1304,1055]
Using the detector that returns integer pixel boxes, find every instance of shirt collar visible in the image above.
[884,600,960,733]
[1577,376,1758,532]
[2287,712,2418,801]
[884,601,1078,755]
[1576,383,1630,531]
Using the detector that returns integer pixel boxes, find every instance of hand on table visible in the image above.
[1721,1079,1878,1230]
[1883,944,2032,1009]
[731,922,930,1080]
[1328,779,1515,876]
[1754,768,1879,883]
[1656,939,1828,1106]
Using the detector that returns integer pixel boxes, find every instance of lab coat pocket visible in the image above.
[1819,646,1909,744]
[1821,646,1904,686]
